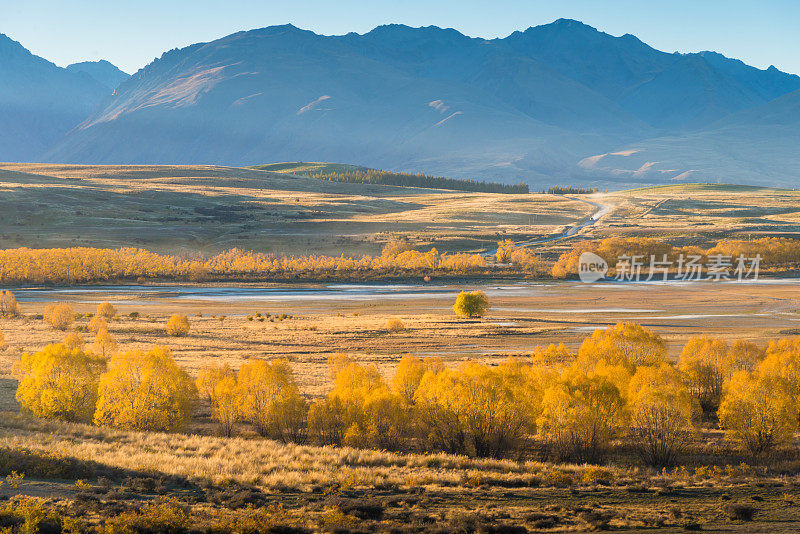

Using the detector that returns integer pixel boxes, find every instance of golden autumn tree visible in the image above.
[196,362,239,436]
[360,387,410,450]
[536,366,627,463]
[0,290,20,317]
[166,314,190,337]
[678,337,730,416]
[45,303,75,331]
[326,361,388,447]
[63,332,85,351]
[392,355,444,405]
[718,371,799,456]
[626,363,698,466]
[508,248,541,273]
[88,315,107,334]
[236,359,307,442]
[758,338,800,392]
[381,239,413,258]
[94,347,197,432]
[14,343,105,422]
[415,362,532,458]
[496,239,517,263]
[453,290,489,318]
[0,330,5,351]
[728,340,765,373]
[577,323,666,371]
[212,374,239,437]
[92,326,118,359]
[307,395,347,446]
[385,317,406,333]
[196,362,234,402]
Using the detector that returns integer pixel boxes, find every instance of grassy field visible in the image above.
[594,183,800,246]
[3,164,800,261]
[0,163,587,256]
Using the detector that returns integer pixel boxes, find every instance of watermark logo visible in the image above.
[577,253,762,283]
[578,252,609,283]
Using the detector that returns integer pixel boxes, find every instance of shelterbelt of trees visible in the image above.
[255,165,530,194]
[0,241,542,285]
[13,319,800,467]
[551,236,800,277]
[0,237,797,285]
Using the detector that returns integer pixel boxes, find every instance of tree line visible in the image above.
[291,168,529,194]
[13,319,800,466]
[0,236,797,285]
[545,186,599,195]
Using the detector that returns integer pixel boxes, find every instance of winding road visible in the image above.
[490,196,614,256]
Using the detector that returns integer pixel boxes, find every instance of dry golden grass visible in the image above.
[594,183,800,244]
[3,413,800,532]
[0,163,592,255]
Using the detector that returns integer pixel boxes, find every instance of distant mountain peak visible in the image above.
[66,59,129,92]
[362,23,470,43]
[550,18,596,28]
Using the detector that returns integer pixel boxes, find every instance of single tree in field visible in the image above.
[718,371,798,456]
[0,330,6,351]
[166,314,190,337]
[96,302,117,320]
[88,315,108,334]
[453,290,489,318]
[627,363,698,467]
[0,290,20,317]
[92,326,118,359]
[45,303,75,331]
[93,347,197,432]
[14,343,105,422]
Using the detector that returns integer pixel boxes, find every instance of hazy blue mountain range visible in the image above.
[3,19,800,188]
[66,60,129,92]
[0,33,115,161]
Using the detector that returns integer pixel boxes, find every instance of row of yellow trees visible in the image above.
[0,243,499,285]
[14,322,800,465]
[2,236,795,284]
[551,237,800,277]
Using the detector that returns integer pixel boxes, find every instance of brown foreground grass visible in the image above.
[3,413,800,533]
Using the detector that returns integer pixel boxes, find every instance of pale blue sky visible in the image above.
[2,0,798,75]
